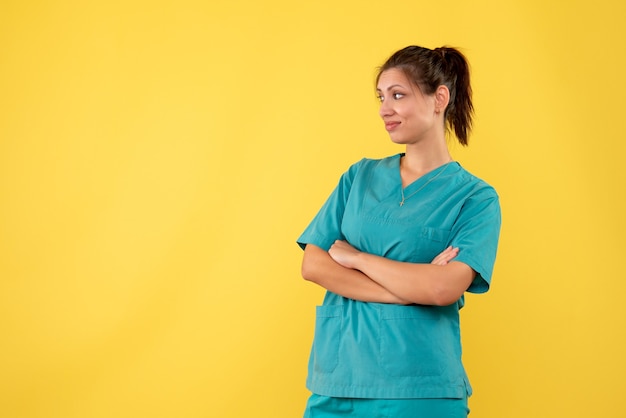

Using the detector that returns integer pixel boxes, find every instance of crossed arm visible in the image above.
[301,240,476,306]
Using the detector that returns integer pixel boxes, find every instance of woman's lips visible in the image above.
[385,121,400,131]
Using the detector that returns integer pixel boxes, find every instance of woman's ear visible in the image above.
[434,85,450,113]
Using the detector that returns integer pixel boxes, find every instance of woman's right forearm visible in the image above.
[301,244,409,304]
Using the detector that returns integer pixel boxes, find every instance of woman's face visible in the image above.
[376,68,439,145]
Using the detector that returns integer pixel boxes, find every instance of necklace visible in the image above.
[399,162,451,207]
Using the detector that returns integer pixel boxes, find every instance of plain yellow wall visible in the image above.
[1,1,625,417]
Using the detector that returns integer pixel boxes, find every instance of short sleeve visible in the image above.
[297,161,361,251]
[449,187,502,293]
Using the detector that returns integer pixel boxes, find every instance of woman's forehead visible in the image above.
[377,68,411,89]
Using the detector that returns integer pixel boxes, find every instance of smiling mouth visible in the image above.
[385,122,400,131]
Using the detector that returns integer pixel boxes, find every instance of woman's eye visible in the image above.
[377,95,384,102]
[393,93,404,100]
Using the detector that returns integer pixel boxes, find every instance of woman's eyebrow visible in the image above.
[375,84,405,92]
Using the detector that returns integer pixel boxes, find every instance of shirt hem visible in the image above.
[306,381,468,399]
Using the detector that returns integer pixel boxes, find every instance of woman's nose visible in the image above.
[379,101,393,118]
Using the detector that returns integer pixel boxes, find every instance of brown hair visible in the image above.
[376,46,474,145]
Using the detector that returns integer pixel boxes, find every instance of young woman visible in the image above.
[297,45,501,417]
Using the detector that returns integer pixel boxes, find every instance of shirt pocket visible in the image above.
[378,304,446,377]
[408,227,451,263]
[312,305,342,374]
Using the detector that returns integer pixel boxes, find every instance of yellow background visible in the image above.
[1,1,624,417]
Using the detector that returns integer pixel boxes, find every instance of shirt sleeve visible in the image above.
[297,161,361,251]
[449,186,502,293]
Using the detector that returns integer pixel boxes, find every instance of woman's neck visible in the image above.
[401,142,452,177]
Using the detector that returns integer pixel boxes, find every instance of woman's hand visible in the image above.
[430,246,459,265]
[328,240,362,270]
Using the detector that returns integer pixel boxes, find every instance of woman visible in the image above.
[297,45,501,417]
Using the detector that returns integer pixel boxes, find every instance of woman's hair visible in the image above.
[376,46,474,145]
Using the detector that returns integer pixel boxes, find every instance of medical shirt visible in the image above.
[297,154,501,399]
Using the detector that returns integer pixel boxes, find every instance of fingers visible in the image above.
[328,240,360,269]
[430,246,459,265]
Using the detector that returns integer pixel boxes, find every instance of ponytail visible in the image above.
[434,47,473,145]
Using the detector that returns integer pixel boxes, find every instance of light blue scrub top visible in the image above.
[297,154,501,399]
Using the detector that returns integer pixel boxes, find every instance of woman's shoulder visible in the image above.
[453,164,499,199]
[348,153,402,171]
[335,154,401,187]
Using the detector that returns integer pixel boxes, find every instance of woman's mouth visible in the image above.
[385,121,400,131]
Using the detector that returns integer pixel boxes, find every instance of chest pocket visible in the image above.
[411,226,451,263]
